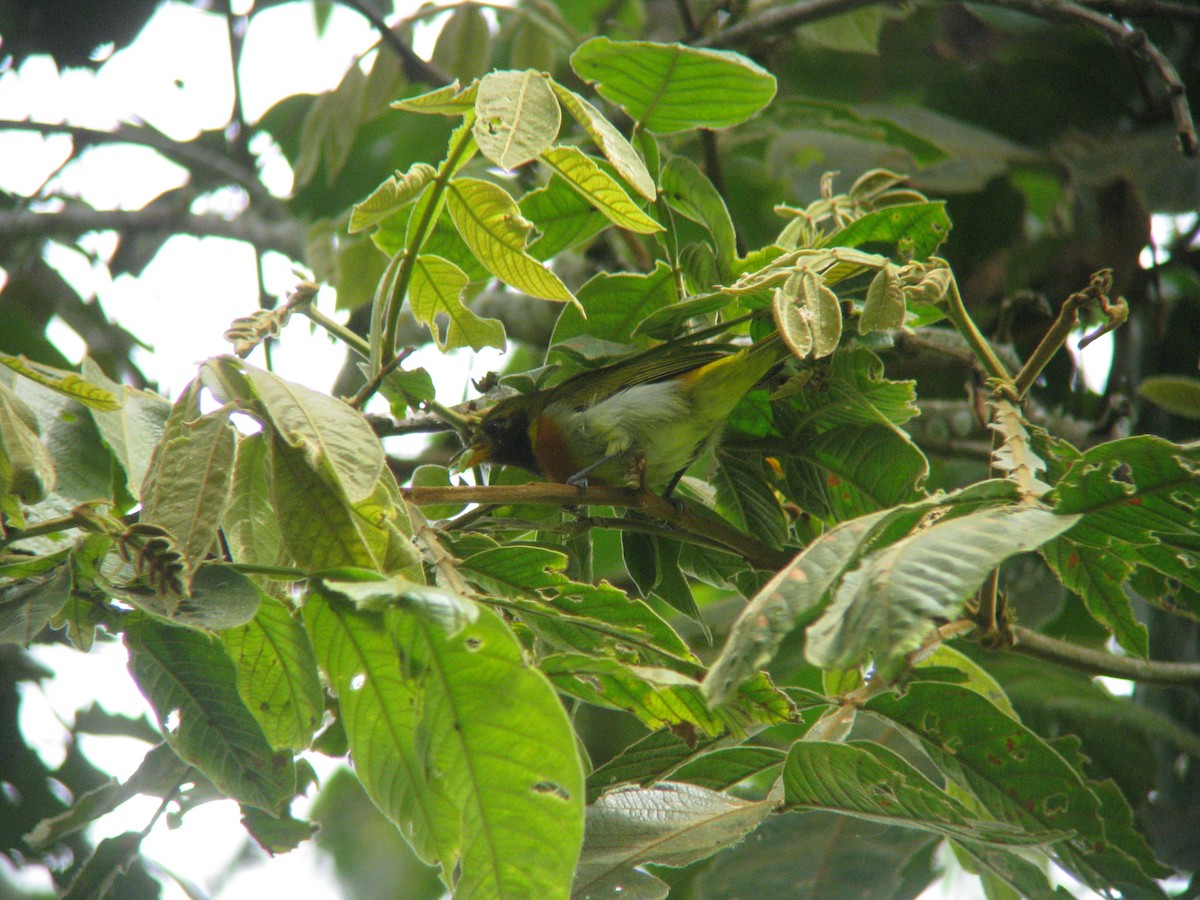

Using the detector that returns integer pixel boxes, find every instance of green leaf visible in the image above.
[549,81,656,201]
[806,506,1077,676]
[586,730,721,802]
[1051,436,1200,594]
[550,262,677,351]
[1138,374,1200,419]
[801,6,906,55]
[349,162,436,233]
[703,510,889,705]
[522,175,611,260]
[125,617,295,813]
[573,783,770,897]
[82,357,172,500]
[306,590,586,897]
[859,262,906,332]
[712,453,787,550]
[0,382,56,504]
[459,545,695,667]
[473,69,561,170]
[446,177,578,306]
[540,146,662,233]
[222,432,283,568]
[231,359,385,505]
[570,38,777,134]
[431,4,492,82]
[830,201,951,261]
[782,741,1066,846]
[0,352,122,410]
[139,379,237,578]
[319,573,478,636]
[0,562,71,645]
[1042,538,1147,657]
[270,437,420,576]
[660,156,736,273]
[865,681,1167,897]
[671,745,786,792]
[410,254,507,352]
[221,594,324,751]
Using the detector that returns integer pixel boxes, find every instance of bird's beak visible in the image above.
[450,442,491,473]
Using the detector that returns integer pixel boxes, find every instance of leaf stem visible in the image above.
[377,123,477,368]
[938,272,1015,391]
[1009,625,1200,685]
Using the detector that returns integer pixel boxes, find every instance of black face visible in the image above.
[476,402,541,475]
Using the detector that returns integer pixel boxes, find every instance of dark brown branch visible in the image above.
[402,483,794,570]
[1010,625,1200,685]
[335,0,451,86]
[696,0,1198,156]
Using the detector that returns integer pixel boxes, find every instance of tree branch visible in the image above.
[0,205,307,260]
[1009,624,1200,685]
[335,0,451,86]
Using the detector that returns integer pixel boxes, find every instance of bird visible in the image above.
[456,332,787,494]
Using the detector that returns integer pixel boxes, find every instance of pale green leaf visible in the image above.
[320,573,478,636]
[0,383,56,504]
[549,81,656,201]
[349,162,436,233]
[410,254,507,352]
[0,353,121,410]
[390,80,479,115]
[473,69,561,170]
[82,358,172,499]
[859,263,906,333]
[540,146,662,233]
[221,594,324,751]
[431,4,493,83]
[1138,374,1200,419]
[660,156,735,269]
[446,177,577,305]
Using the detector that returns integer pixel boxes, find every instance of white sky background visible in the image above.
[0,1,1168,897]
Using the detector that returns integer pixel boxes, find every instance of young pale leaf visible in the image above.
[859,263,906,333]
[221,594,324,752]
[703,510,889,705]
[410,254,506,352]
[550,81,656,201]
[540,146,662,233]
[348,162,436,233]
[0,353,122,410]
[574,782,770,897]
[783,741,1066,846]
[660,156,736,271]
[125,617,295,814]
[390,80,478,115]
[806,506,1077,677]
[473,69,561,170]
[774,268,842,359]
[446,177,578,306]
[570,38,777,134]
[139,381,237,578]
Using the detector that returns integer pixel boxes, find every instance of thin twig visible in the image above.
[1010,625,1200,685]
[348,348,414,409]
[335,0,451,86]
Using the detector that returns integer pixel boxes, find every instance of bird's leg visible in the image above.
[624,451,648,490]
[565,452,621,490]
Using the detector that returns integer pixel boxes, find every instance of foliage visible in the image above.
[3,1,1200,899]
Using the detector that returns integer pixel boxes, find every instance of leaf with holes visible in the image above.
[473,69,561,170]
